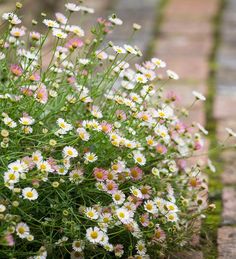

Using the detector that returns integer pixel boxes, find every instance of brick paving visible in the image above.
[107,0,158,53]
[154,0,218,257]
[216,0,236,258]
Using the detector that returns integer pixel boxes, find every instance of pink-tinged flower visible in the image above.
[156,144,167,155]
[143,61,155,70]
[55,12,68,25]
[20,87,33,96]
[166,90,180,103]
[32,179,40,186]
[105,180,118,194]
[177,159,187,170]
[29,73,40,82]
[152,227,166,243]
[116,110,127,121]
[189,177,202,189]
[67,76,76,84]
[194,140,203,150]
[4,234,15,246]
[81,69,88,76]
[22,156,35,170]
[174,121,186,134]
[47,157,58,171]
[93,168,108,181]
[128,195,143,207]
[97,17,112,34]
[130,166,143,181]
[101,122,113,133]
[140,185,152,199]
[66,38,84,50]
[34,84,48,104]
[114,244,124,257]
[140,213,150,227]
[30,31,41,41]
[10,64,23,76]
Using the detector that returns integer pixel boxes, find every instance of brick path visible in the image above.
[153,0,219,258]
[215,0,236,258]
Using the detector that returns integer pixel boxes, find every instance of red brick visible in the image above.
[222,187,236,225]
[165,0,219,20]
[156,36,212,57]
[214,95,236,119]
[218,227,236,259]
[161,20,213,37]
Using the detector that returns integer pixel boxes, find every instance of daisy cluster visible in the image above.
[0,2,218,258]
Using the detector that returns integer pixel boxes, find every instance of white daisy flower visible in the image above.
[197,123,208,135]
[225,127,236,138]
[52,28,67,39]
[3,117,17,128]
[157,106,173,119]
[65,3,80,12]
[112,191,126,205]
[133,151,146,166]
[133,23,142,30]
[192,91,206,101]
[136,240,147,255]
[16,222,30,238]
[135,73,148,84]
[2,12,21,25]
[130,186,143,199]
[67,25,85,37]
[43,19,59,28]
[86,227,104,244]
[167,69,179,80]
[57,118,73,133]
[207,159,216,173]
[55,12,68,24]
[96,50,108,60]
[62,146,78,158]
[79,6,94,14]
[144,200,158,214]
[22,187,38,201]
[37,161,53,172]
[109,16,123,25]
[124,44,137,55]
[19,116,35,126]
[146,136,157,147]
[84,152,98,163]
[116,207,133,224]
[32,150,43,164]
[0,52,6,60]
[113,46,126,54]
[72,240,85,252]
[8,160,24,173]
[165,202,179,212]
[151,58,166,68]
[77,128,90,141]
[85,207,99,220]
[4,171,20,184]
[56,166,68,175]
[166,212,179,222]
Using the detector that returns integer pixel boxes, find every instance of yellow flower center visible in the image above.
[90,231,98,239]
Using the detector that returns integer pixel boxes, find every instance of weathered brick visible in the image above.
[156,36,212,57]
[222,187,236,225]
[218,227,236,259]
[214,95,236,119]
[165,0,218,20]
[170,251,203,259]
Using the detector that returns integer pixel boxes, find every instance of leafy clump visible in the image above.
[0,2,210,258]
